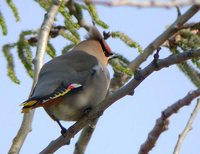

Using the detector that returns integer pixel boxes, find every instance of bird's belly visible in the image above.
[45,82,108,121]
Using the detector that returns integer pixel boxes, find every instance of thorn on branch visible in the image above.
[128,89,135,96]
[103,31,110,40]
[153,47,161,69]
[161,110,167,119]
[163,119,169,131]
[176,6,181,17]
[134,67,142,81]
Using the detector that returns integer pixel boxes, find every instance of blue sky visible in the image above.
[1,1,200,154]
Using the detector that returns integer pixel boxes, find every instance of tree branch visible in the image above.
[128,5,200,72]
[39,46,200,153]
[109,5,200,91]
[173,99,200,154]
[138,89,200,154]
[73,119,99,154]
[84,0,200,8]
[8,1,62,153]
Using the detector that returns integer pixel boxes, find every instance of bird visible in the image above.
[20,26,112,135]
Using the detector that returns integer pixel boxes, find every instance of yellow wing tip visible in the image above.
[20,100,37,107]
[20,100,37,113]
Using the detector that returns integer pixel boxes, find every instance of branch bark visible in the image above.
[138,89,200,154]
[109,5,200,91]
[173,99,200,154]
[73,119,99,154]
[128,5,200,72]
[39,47,200,153]
[8,1,62,154]
[86,0,200,8]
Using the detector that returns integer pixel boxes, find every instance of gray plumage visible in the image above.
[32,50,110,121]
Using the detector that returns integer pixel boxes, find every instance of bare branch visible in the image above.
[39,46,200,153]
[8,1,62,154]
[83,0,200,8]
[138,89,200,154]
[109,5,200,91]
[128,5,200,72]
[173,99,200,154]
[73,119,99,154]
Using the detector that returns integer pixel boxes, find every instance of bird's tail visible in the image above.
[20,83,83,113]
[20,99,38,113]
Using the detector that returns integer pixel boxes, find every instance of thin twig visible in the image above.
[128,5,200,72]
[138,90,200,154]
[73,119,99,154]
[82,0,200,8]
[8,1,62,154]
[109,5,200,91]
[39,47,200,153]
[173,99,200,154]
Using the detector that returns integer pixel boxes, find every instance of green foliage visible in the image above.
[6,0,20,21]
[176,29,200,70]
[177,29,200,51]
[109,53,133,77]
[111,31,143,53]
[0,0,19,35]
[173,44,200,87]
[17,32,34,78]
[2,43,20,84]
[62,44,75,54]
[0,12,7,35]
[73,2,84,21]
[166,27,200,88]
[85,3,109,29]
[2,0,142,84]
[47,42,56,58]
[64,20,80,40]
[178,61,200,87]
[35,0,51,10]
[60,30,80,45]
[59,4,80,29]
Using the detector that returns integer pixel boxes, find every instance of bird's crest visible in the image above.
[85,26,103,41]
[85,26,113,57]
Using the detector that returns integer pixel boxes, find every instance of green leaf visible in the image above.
[34,0,51,10]
[59,4,80,29]
[109,54,133,77]
[2,43,20,84]
[169,48,200,87]
[60,30,80,44]
[86,3,109,29]
[47,42,56,58]
[62,44,75,54]
[111,31,143,53]
[17,32,34,78]
[0,12,8,35]
[65,20,80,41]
[6,0,20,21]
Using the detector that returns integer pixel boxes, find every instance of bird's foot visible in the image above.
[60,126,70,144]
[60,127,67,136]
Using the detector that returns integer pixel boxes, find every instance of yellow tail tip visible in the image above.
[19,100,37,107]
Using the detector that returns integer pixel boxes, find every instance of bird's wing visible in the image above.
[20,50,99,112]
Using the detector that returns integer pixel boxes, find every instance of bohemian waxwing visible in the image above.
[20,26,112,135]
